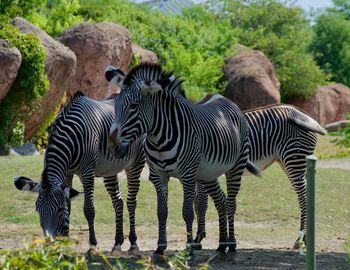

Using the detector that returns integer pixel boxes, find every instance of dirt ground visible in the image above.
[1,223,348,269]
[1,159,349,269]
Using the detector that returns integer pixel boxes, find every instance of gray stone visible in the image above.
[10,17,77,140]
[57,22,132,99]
[0,39,22,102]
[10,143,39,156]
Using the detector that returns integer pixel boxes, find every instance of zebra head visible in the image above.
[108,63,179,158]
[14,175,81,238]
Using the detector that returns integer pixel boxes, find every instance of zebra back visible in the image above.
[244,104,324,164]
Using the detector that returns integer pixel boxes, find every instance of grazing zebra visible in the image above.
[14,92,145,255]
[194,103,327,249]
[108,63,260,259]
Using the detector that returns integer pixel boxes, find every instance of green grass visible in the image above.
[1,151,349,251]
[314,134,350,159]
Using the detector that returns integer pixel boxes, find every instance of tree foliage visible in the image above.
[0,25,49,146]
[214,0,327,101]
[310,0,350,87]
[78,0,237,100]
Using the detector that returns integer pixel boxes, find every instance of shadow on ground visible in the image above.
[87,248,349,270]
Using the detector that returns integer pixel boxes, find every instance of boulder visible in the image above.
[289,84,350,126]
[10,143,39,156]
[132,44,158,64]
[223,46,280,110]
[10,17,77,140]
[0,39,22,102]
[325,120,350,132]
[57,22,132,99]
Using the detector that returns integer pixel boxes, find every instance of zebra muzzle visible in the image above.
[108,128,119,148]
[113,142,129,159]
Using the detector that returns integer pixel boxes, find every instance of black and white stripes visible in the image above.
[109,63,259,257]
[194,104,326,249]
[14,93,145,254]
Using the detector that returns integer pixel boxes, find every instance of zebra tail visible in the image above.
[290,109,327,135]
[246,160,262,178]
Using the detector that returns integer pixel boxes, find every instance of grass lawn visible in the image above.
[0,141,349,254]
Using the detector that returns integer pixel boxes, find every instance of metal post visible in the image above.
[306,155,317,270]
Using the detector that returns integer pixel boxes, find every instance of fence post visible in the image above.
[306,155,317,270]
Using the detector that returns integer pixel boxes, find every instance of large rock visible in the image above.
[57,22,133,99]
[132,44,158,64]
[289,84,350,126]
[0,39,22,102]
[10,17,77,140]
[223,46,280,110]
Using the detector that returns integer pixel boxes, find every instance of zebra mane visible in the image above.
[123,63,184,97]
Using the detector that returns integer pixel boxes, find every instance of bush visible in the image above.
[78,0,237,100]
[0,24,49,146]
[215,0,327,102]
[332,113,350,149]
[310,9,350,87]
[0,238,208,269]
[0,238,87,270]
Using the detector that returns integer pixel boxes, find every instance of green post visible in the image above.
[306,155,317,270]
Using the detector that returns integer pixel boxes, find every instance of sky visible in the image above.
[134,0,335,11]
[293,0,334,11]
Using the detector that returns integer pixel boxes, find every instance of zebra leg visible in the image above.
[201,180,228,254]
[281,158,307,249]
[103,175,124,256]
[225,162,245,254]
[193,181,208,250]
[65,173,74,217]
[181,178,196,252]
[82,173,98,252]
[149,169,169,258]
[125,166,142,255]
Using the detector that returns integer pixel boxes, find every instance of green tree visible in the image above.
[310,1,350,87]
[0,25,49,146]
[212,0,327,101]
[78,0,237,100]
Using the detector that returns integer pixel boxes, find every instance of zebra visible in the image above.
[108,63,261,260]
[14,92,145,255]
[193,103,327,250]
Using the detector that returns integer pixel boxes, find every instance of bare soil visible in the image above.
[0,223,348,269]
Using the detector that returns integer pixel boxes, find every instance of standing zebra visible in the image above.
[194,104,327,249]
[108,63,260,259]
[14,92,145,255]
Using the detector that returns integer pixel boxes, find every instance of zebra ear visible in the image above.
[14,176,40,193]
[61,185,82,200]
[105,66,125,88]
[69,188,82,200]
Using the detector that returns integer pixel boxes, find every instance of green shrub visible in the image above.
[332,113,350,149]
[0,238,87,270]
[0,238,208,270]
[78,0,236,101]
[310,9,350,87]
[216,0,327,102]
[0,24,49,146]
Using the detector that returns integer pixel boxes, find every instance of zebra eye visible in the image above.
[129,103,138,110]
[58,207,65,214]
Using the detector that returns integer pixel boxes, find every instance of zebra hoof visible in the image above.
[128,245,141,257]
[293,235,306,250]
[191,242,202,250]
[226,251,237,264]
[110,245,123,257]
[151,252,166,264]
[211,250,226,262]
[87,246,99,257]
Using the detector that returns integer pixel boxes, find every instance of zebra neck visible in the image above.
[147,95,184,151]
[43,147,70,185]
